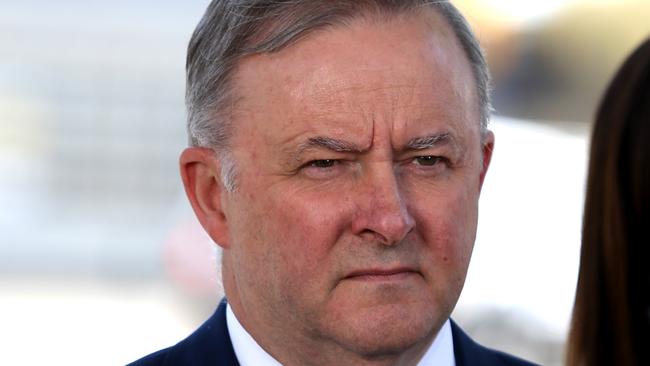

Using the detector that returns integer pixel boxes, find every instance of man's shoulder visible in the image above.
[126,299,239,366]
[127,347,174,366]
[450,320,539,366]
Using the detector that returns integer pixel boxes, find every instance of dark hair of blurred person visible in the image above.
[566,37,650,366]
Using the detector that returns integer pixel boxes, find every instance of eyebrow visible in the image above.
[296,136,365,154]
[405,133,452,150]
[291,132,454,162]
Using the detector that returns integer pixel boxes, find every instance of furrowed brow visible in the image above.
[405,133,452,150]
[297,136,365,154]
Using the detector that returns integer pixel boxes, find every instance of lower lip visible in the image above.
[345,271,417,282]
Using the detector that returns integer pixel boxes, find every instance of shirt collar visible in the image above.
[226,304,455,366]
[226,304,283,366]
[417,319,456,366]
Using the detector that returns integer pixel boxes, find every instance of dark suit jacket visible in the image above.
[128,299,537,366]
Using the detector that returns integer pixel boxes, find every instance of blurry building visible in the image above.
[0,0,207,278]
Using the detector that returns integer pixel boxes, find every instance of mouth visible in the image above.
[344,268,419,282]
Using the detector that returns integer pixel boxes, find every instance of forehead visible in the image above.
[230,9,479,146]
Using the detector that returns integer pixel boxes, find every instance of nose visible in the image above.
[351,166,415,245]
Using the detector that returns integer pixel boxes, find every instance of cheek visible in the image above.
[245,186,352,278]
[410,182,478,263]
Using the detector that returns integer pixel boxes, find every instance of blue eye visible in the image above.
[308,159,337,168]
[414,156,441,166]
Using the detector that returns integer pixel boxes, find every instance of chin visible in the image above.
[327,302,443,357]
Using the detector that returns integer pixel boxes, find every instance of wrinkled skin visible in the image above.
[181,9,494,366]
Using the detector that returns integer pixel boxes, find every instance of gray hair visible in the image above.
[186,0,491,190]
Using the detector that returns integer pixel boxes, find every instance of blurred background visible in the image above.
[0,1,648,365]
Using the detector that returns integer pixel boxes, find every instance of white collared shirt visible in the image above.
[226,304,456,366]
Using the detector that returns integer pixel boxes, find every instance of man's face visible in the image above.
[219,11,492,358]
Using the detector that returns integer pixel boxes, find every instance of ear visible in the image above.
[478,130,495,191]
[180,147,231,249]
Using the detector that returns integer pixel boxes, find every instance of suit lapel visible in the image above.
[451,319,491,366]
[450,319,537,366]
[165,298,240,366]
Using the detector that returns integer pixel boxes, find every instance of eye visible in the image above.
[413,156,442,166]
[300,159,346,180]
[307,159,338,168]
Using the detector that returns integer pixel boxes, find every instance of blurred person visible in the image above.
[566,38,650,366]
[129,1,536,365]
